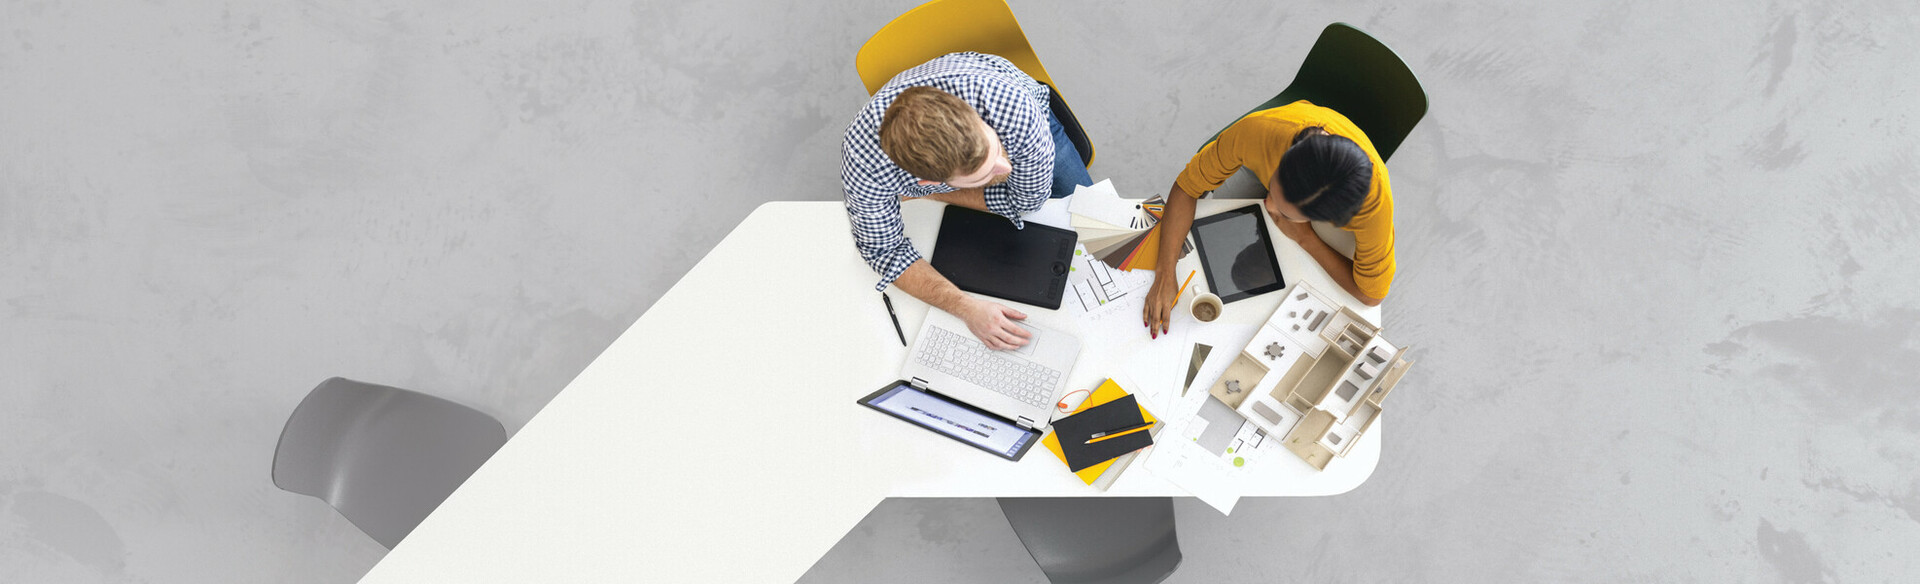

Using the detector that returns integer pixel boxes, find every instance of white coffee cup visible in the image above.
[1190,293,1223,323]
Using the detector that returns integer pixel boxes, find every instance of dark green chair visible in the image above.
[1202,23,1427,162]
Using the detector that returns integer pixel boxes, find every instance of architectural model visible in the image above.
[1208,281,1414,470]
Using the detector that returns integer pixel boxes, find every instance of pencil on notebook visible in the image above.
[1085,423,1153,445]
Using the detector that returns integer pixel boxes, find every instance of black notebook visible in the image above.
[1050,394,1156,472]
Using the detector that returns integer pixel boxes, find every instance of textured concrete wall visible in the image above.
[3,0,1916,582]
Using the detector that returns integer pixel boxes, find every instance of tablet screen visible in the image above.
[859,381,1039,461]
[1190,206,1285,303]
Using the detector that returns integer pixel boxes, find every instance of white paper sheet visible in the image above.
[1121,326,1191,415]
[1226,421,1281,468]
[1063,244,1155,315]
[1063,243,1158,353]
[1025,194,1074,230]
[1139,323,1263,515]
[1068,179,1146,229]
[1141,425,1242,514]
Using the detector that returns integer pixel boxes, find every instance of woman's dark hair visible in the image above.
[1274,127,1372,226]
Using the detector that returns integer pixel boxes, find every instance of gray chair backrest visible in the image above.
[1275,22,1428,162]
[997,497,1183,584]
[1199,23,1428,163]
[273,377,507,549]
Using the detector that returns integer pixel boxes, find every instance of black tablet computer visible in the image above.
[1189,205,1286,304]
[929,205,1076,310]
[858,380,1040,461]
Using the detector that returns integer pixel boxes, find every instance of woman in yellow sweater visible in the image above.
[1144,100,1397,336]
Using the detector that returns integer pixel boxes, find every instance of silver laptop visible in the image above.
[901,309,1082,431]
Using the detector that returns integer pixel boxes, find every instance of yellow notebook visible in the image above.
[1043,379,1159,485]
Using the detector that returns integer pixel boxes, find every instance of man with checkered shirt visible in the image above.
[842,52,1092,350]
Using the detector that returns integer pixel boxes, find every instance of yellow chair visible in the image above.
[855,0,1094,166]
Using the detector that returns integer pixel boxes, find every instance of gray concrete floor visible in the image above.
[4,0,1916,582]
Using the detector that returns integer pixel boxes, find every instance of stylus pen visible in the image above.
[1085,423,1153,445]
[882,292,907,347]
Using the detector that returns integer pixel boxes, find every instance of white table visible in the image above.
[360,199,1384,583]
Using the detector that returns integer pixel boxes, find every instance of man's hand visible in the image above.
[890,260,1033,349]
[1142,270,1180,338]
[1273,217,1318,244]
[958,298,1033,350]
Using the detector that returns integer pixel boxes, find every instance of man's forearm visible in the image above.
[1154,185,1198,274]
[922,187,989,211]
[891,259,974,314]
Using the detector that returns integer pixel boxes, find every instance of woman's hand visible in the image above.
[1142,270,1180,339]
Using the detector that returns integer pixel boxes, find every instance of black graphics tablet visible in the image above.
[1189,204,1286,304]
[929,205,1076,310]
[858,380,1040,461]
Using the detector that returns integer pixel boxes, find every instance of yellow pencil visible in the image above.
[1084,424,1153,445]
[1173,270,1197,303]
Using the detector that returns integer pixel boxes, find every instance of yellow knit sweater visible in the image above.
[1175,100,1397,299]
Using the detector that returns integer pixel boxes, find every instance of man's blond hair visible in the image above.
[878,86,988,182]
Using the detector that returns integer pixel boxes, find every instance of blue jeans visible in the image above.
[1049,111,1093,199]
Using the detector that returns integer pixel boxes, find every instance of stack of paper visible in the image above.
[1067,179,1148,229]
[1141,323,1265,515]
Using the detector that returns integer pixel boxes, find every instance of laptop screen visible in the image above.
[861,381,1038,460]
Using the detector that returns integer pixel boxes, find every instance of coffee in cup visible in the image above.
[1191,293,1223,323]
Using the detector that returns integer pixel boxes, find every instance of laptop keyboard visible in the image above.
[916,326,1063,408]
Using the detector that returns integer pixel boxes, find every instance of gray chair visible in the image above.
[272,377,507,549]
[1201,23,1428,200]
[996,497,1182,584]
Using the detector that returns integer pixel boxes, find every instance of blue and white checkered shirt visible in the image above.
[842,52,1054,291]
